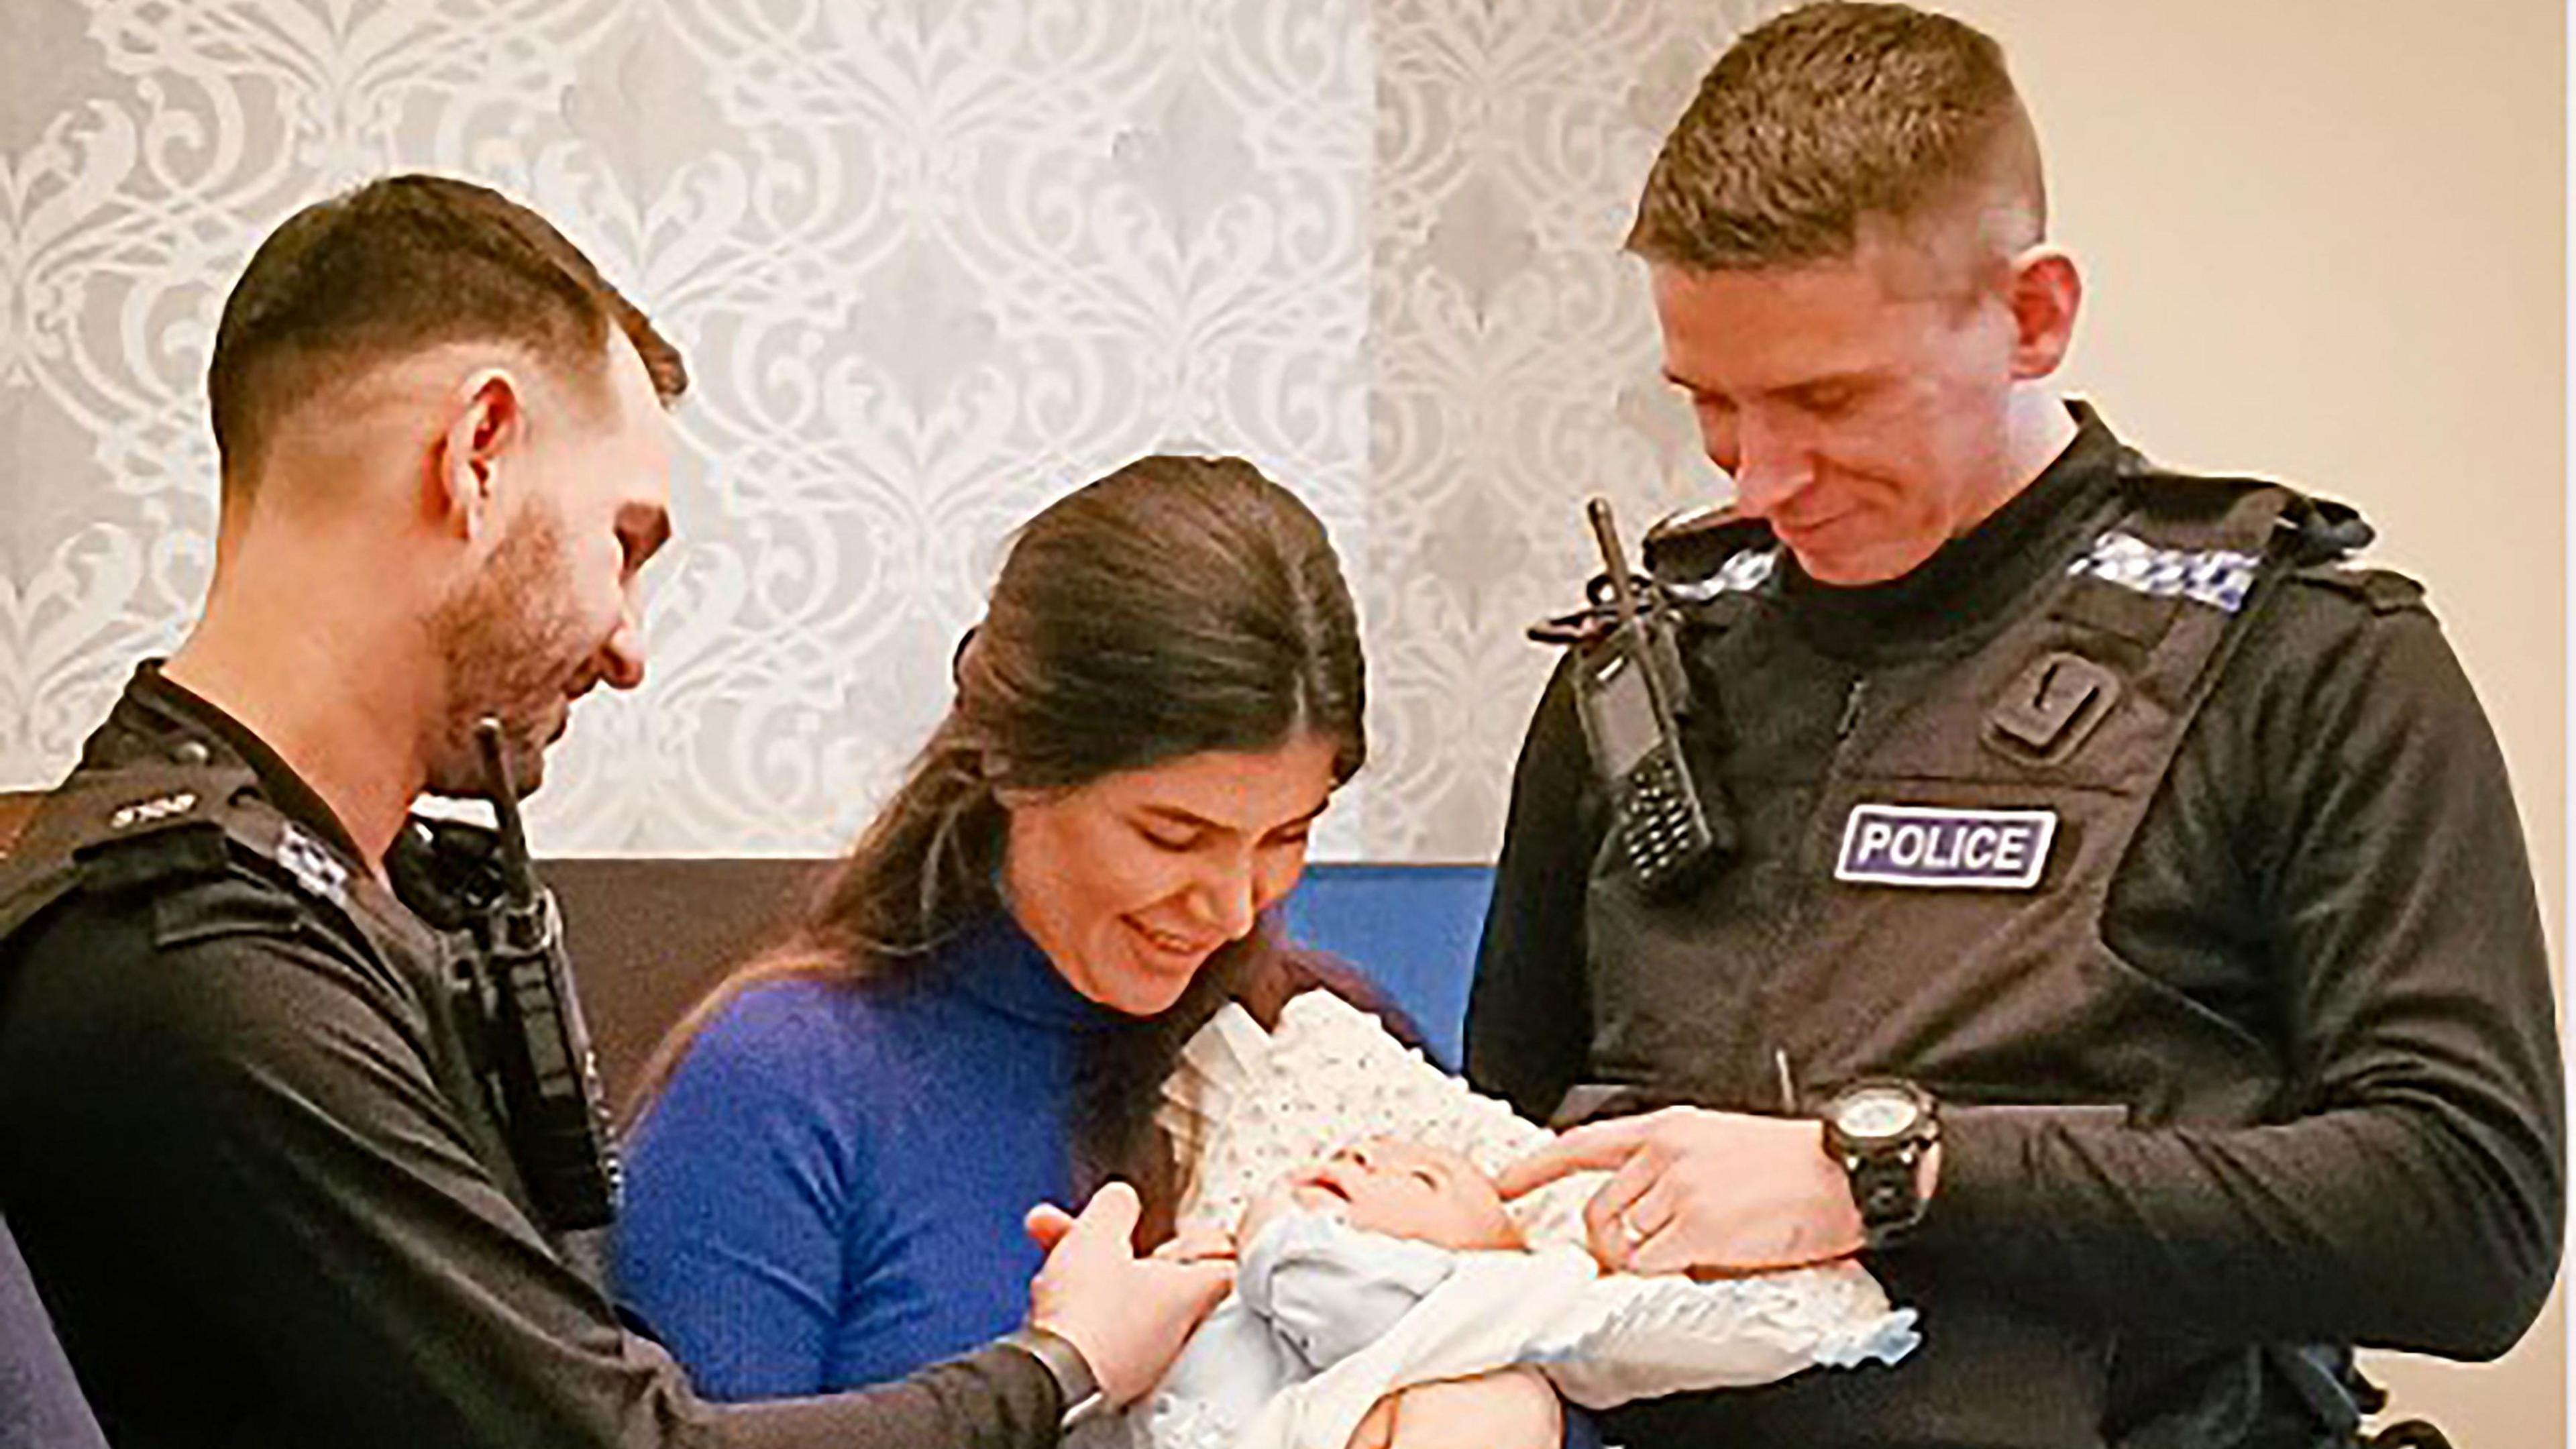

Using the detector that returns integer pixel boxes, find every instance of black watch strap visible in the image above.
[1823,1079,1938,1248]
[1847,1148,1926,1244]
[997,1324,1107,1430]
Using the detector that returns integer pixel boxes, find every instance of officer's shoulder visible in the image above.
[2279,558,2429,619]
[9,759,333,955]
[2267,493,2430,623]
[2123,468,2431,621]
[2217,494,2452,712]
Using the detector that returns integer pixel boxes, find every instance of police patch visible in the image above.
[1835,804,2057,890]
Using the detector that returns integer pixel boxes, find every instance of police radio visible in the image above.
[447,717,621,1233]
[1573,498,1726,894]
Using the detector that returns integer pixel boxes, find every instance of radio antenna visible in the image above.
[472,717,539,913]
[1587,497,1643,633]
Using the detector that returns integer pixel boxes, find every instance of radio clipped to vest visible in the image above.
[1570,498,1729,894]
[424,720,621,1234]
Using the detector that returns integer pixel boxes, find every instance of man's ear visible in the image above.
[429,368,525,544]
[2005,246,2082,381]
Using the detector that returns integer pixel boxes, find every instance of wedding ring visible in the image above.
[1618,1210,1650,1248]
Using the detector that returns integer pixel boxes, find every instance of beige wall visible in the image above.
[1936,1,2569,1442]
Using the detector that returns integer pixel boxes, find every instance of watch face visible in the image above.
[1835,1088,1921,1142]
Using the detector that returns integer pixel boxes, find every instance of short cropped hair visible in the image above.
[207,174,688,496]
[1629,1,2043,273]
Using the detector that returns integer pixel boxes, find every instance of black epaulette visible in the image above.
[2113,461,2417,614]
[25,761,257,890]
[0,755,263,949]
[2289,562,2428,616]
[2114,455,2373,560]
[2266,493,2426,615]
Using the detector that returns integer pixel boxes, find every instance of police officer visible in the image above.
[0,175,1228,1449]
[1470,6,2562,1446]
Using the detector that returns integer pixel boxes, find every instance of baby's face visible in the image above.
[1242,1138,1522,1252]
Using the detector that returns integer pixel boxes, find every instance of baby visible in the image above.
[1112,1136,1912,1449]
[1122,991,1918,1449]
[1120,1138,1557,1449]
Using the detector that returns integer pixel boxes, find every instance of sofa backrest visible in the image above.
[537,859,1497,1112]
[541,858,826,1113]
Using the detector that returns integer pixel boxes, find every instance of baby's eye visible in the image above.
[1411,1169,1440,1189]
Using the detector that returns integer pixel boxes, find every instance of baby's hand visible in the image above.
[1153,1222,1238,1265]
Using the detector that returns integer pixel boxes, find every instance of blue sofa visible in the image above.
[1278,863,1497,1068]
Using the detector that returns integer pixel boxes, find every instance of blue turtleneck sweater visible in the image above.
[613,916,1126,1399]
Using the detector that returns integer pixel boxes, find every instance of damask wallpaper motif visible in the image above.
[1364,0,1751,857]
[0,0,1752,860]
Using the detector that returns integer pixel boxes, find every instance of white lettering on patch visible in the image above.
[1835,804,2057,890]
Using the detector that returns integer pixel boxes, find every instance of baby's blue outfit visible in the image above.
[1152,1210,1457,1432]
[1133,1211,1605,1449]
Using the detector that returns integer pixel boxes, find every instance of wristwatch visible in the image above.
[997,1324,1108,1430]
[1821,1079,1939,1248]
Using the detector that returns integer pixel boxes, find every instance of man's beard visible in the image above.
[424,504,594,802]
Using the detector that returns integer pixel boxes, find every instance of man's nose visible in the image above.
[596,608,647,692]
[1724,413,1816,517]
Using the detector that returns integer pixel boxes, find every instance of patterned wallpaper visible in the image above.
[0,0,1752,861]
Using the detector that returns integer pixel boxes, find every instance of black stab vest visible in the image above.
[1591,470,2370,1448]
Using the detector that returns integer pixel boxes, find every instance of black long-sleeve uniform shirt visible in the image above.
[1468,413,2562,1426]
[0,667,1063,1449]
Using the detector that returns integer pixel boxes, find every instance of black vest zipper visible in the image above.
[1743,669,1876,1106]
[1835,676,1870,740]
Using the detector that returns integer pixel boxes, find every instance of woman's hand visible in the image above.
[1024,1182,1233,1404]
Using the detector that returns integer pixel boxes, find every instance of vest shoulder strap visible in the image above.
[0,757,411,973]
[0,760,261,949]
[2285,560,2429,616]
[2112,467,2423,617]
[2115,465,2385,566]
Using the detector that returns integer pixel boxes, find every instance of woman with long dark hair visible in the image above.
[613,455,1381,1403]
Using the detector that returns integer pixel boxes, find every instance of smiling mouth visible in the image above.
[1126,916,1222,959]
[1777,511,1855,542]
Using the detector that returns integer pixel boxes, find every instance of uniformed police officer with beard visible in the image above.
[1472,6,2563,1448]
[0,175,1226,1449]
